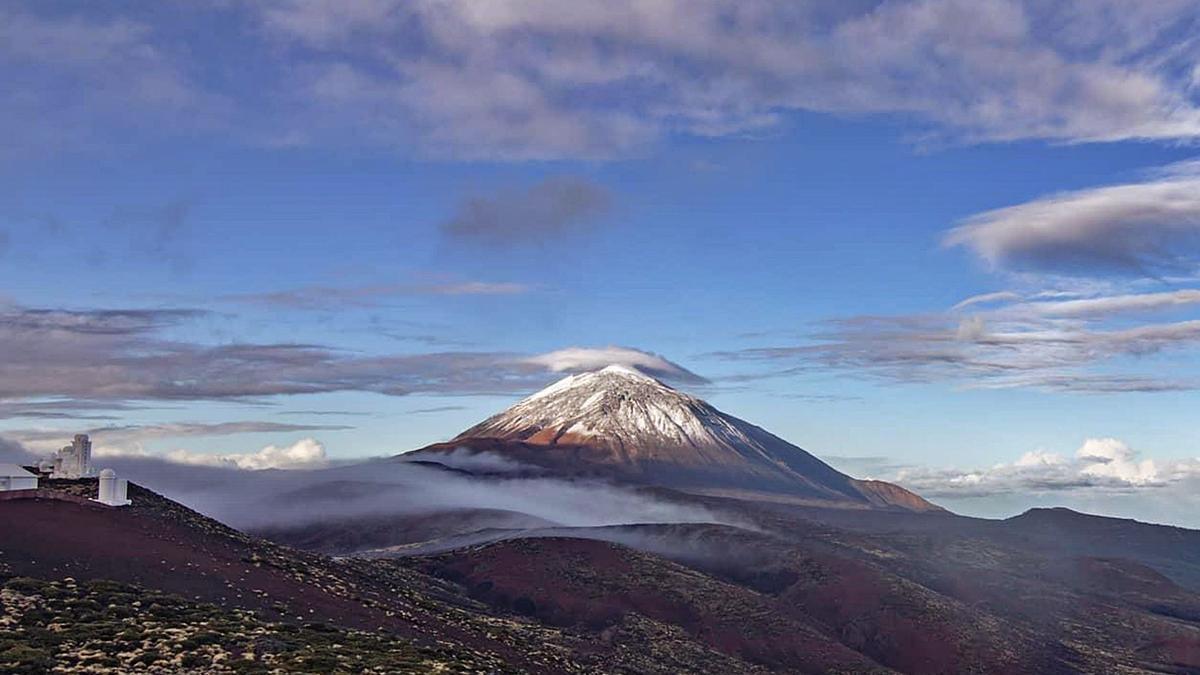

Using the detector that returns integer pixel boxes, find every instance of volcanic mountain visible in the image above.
[415,365,938,511]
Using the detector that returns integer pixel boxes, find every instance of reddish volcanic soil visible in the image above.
[0,496,406,634]
[0,488,612,673]
[414,536,895,674]
[1137,636,1200,670]
[9,479,1200,674]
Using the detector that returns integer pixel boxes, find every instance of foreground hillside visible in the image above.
[260,463,1200,673]
[0,575,490,674]
[0,483,579,672]
[6,478,1200,673]
[0,483,856,673]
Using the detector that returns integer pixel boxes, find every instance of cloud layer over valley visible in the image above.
[831,437,1200,527]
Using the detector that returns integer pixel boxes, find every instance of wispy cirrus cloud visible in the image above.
[0,303,704,405]
[275,410,372,418]
[0,306,206,334]
[720,156,1200,394]
[1023,289,1200,318]
[0,399,152,421]
[951,291,1023,311]
[714,307,1200,393]
[403,406,469,415]
[0,304,530,401]
[94,437,331,471]
[258,0,1200,158]
[0,6,222,157]
[226,280,531,310]
[8,2,1200,159]
[8,422,353,450]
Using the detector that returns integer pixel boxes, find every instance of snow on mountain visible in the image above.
[459,365,764,463]
[443,365,940,511]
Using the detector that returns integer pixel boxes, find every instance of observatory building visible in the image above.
[0,463,38,492]
[49,434,94,479]
[94,468,131,507]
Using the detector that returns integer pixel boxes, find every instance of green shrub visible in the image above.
[0,644,55,674]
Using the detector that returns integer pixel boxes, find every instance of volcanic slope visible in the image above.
[0,480,768,667]
[0,481,890,674]
[419,365,937,510]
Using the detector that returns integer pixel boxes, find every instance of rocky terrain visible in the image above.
[0,575,499,674]
[6,478,1200,673]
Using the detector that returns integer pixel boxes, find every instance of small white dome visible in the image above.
[99,468,116,478]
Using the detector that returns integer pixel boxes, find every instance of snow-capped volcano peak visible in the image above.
[597,363,652,378]
[524,363,663,402]
[460,365,744,456]
[435,365,941,511]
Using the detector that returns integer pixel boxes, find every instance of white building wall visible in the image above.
[0,465,38,491]
[94,469,131,506]
[98,471,115,503]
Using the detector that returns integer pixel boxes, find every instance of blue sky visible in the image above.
[3,1,1200,525]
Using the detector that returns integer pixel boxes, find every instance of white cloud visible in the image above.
[1027,290,1200,317]
[96,437,329,471]
[721,271,1200,393]
[1013,450,1067,467]
[267,0,1200,157]
[0,7,220,157]
[10,2,1200,159]
[1075,437,1159,485]
[719,307,1200,393]
[945,161,1200,277]
[524,346,707,383]
[891,438,1199,498]
[15,421,349,446]
[408,447,529,474]
[0,303,711,404]
[951,291,1022,311]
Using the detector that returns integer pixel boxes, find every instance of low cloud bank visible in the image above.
[826,439,1200,527]
[95,437,330,471]
[217,458,734,533]
[1,435,733,536]
[888,438,1200,498]
[416,448,530,474]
